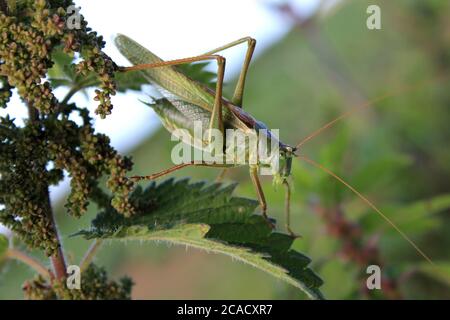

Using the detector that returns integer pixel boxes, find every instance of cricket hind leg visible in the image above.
[215,168,228,182]
[130,163,194,182]
[118,53,227,147]
[202,37,256,107]
[130,161,231,182]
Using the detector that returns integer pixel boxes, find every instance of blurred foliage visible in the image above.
[0,234,7,260]
[1,0,450,299]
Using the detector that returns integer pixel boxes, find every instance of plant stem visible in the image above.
[0,0,7,14]
[28,104,67,280]
[46,190,67,280]
[80,239,103,271]
[61,76,98,106]
[61,85,81,106]
[6,249,52,279]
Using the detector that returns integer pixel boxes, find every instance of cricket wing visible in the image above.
[145,98,213,151]
[115,34,215,111]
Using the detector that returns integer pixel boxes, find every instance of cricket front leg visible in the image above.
[118,54,226,150]
[249,166,274,229]
[283,180,300,238]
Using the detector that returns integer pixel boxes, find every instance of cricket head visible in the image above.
[273,144,297,186]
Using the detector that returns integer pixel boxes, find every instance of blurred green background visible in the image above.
[1,0,450,299]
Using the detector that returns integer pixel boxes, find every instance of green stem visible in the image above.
[80,239,103,271]
[61,76,98,106]
[61,85,81,105]
[46,191,67,280]
[6,249,52,279]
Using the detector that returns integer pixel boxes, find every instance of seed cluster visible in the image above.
[0,75,12,107]
[0,0,135,258]
[0,116,61,254]
[23,264,133,300]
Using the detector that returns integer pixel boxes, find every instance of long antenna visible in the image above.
[297,155,435,266]
[296,75,448,149]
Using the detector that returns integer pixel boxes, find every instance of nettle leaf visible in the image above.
[48,49,79,89]
[48,48,99,94]
[115,71,148,92]
[49,49,76,78]
[48,48,107,93]
[77,178,324,299]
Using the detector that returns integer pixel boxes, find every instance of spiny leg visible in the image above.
[208,56,225,145]
[202,37,256,107]
[118,53,226,146]
[130,161,232,182]
[283,180,300,238]
[215,168,228,182]
[249,166,274,229]
[231,38,255,106]
[130,163,194,182]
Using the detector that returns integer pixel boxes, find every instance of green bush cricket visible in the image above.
[115,34,434,265]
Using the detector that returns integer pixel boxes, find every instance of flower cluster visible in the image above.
[69,18,119,118]
[0,75,12,107]
[0,116,61,255]
[0,0,135,260]
[23,264,133,300]
[0,4,61,113]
